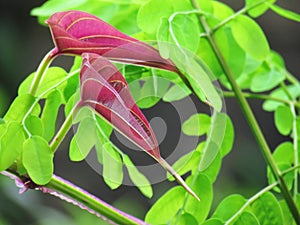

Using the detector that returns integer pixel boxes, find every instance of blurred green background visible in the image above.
[0,0,300,224]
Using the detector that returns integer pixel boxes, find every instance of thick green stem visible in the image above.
[28,49,58,96]
[46,175,146,225]
[191,0,300,222]
[2,170,145,225]
[223,91,300,108]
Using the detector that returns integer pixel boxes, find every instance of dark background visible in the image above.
[0,0,299,224]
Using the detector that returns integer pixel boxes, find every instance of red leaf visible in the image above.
[79,53,199,200]
[79,53,160,158]
[46,10,177,72]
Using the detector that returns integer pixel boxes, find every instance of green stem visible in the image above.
[50,104,77,153]
[225,182,278,225]
[191,0,300,222]
[211,0,269,33]
[46,175,146,225]
[226,165,300,224]
[223,91,300,108]
[290,104,299,199]
[28,49,58,96]
[3,170,145,225]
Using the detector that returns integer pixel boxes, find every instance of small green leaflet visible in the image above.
[170,213,198,225]
[212,194,247,222]
[234,212,259,225]
[4,94,40,123]
[0,122,25,171]
[18,67,68,98]
[69,107,153,197]
[251,192,284,225]
[230,15,269,60]
[201,218,223,225]
[184,174,213,224]
[250,68,285,92]
[182,113,211,136]
[69,117,98,161]
[246,0,276,18]
[267,143,294,193]
[274,105,293,135]
[123,155,153,198]
[163,83,191,102]
[146,173,212,224]
[136,75,170,109]
[145,186,186,224]
[24,115,44,136]
[102,142,123,190]
[269,3,300,22]
[263,84,300,111]
[41,90,63,141]
[22,136,54,185]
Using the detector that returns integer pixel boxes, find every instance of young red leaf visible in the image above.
[46,10,177,72]
[78,53,199,200]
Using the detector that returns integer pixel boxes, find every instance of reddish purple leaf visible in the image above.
[79,53,160,158]
[78,53,199,200]
[46,10,177,72]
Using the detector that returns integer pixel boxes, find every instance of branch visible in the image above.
[190,0,300,222]
[2,170,147,225]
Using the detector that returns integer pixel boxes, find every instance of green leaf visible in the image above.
[273,142,294,165]
[274,105,293,135]
[230,15,269,60]
[185,174,213,224]
[197,38,223,79]
[69,117,98,161]
[31,0,88,17]
[137,0,173,34]
[64,57,81,102]
[200,112,227,171]
[4,94,40,123]
[251,192,284,225]
[145,186,186,224]
[18,67,68,98]
[263,84,300,111]
[24,115,44,136]
[123,155,153,198]
[41,90,62,141]
[250,68,285,92]
[267,163,294,192]
[157,13,200,57]
[219,115,234,157]
[171,213,198,225]
[215,27,246,79]
[246,0,276,18]
[22,136,54,185]
[173,46,222,111]
[200,148,222,183]
[234,212,260,225]
[212,194,247,221]
[102,142,123,190]
[136,75,170,109]
[201,218,223,225]
[279,200,293,225]
[269,3,300,22]
[0,122,25,171]
[163,83,191,102]
[182,113,211,136]
[169,150,200,181]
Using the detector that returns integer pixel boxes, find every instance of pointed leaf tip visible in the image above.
[159,158,200,201]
